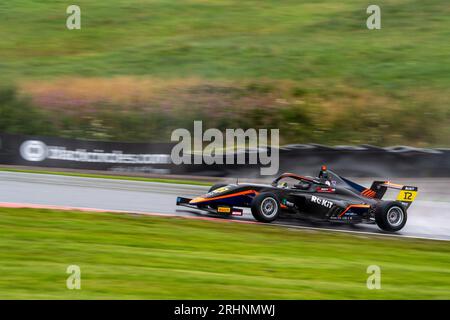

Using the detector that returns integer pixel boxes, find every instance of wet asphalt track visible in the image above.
[0,171,449,240]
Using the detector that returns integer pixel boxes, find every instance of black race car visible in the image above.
[176,166,418,232]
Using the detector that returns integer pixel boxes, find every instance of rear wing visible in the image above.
[337,174,418,208]
[367,181,418,208]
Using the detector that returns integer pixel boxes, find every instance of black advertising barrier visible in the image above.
[0,133,177,174]
[237,144,450,178]
[1,133,449,177]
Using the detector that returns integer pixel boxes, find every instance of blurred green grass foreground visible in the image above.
[0,0,449,146]
[0,207,449,299]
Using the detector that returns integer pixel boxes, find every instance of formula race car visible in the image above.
[176,166,418,232]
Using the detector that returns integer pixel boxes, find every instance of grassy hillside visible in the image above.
[0,0,449,145]
[1,0,449,87]
[0,207,449,299]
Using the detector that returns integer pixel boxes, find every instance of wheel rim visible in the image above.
[387,206,404,227]
[260,197,278,218]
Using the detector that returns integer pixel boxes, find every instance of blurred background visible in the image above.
[0,0,448,147]
[0,0,449,300]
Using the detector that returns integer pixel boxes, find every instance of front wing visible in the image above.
[176,197,243,216]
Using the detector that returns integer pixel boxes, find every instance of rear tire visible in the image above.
[251,192,281,223]
[375,201,407,232]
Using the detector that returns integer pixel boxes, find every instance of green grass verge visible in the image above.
[0,167,211,186]
[0,207,449,299]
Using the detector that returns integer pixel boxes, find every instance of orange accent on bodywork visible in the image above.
[189,190,259,204]
[361,189,376,198]
[383,181,404,189]
[280,204,288,209]
[338,204,371,217]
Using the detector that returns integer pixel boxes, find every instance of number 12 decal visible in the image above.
[397,189,417,202]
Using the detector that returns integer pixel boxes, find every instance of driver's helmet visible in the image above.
[318,165,328,179]
[318,165,331,185]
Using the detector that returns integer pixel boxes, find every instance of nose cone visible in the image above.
[189,197,207,204]
[189,185,232,204]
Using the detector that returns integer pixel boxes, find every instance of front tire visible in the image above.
[375,201,407,232]
[251,192,281,223]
